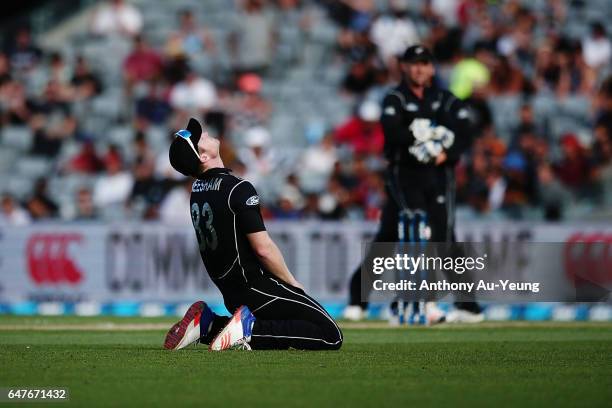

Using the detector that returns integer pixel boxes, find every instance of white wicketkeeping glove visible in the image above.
[423,140,443,157]
[409,140,444,163]
[432,125,455,149]
[408,142,432,163]
[409,118,434,143]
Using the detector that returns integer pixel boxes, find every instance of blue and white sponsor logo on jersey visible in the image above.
[406,103,419,111]
[246,195,260,206]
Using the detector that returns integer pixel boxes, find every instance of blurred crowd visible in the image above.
[1,0,611,226]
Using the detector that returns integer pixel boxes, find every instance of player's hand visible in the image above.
[435,151,447,165]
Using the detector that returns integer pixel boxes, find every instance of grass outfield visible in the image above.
[0,317,611,407]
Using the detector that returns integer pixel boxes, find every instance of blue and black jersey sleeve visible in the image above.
[229,181,266,234]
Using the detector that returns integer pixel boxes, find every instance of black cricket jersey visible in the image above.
[190,167,267,292]
[381,80,473,170]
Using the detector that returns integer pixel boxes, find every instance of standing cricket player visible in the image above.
[164,118,342,351]
[344,45,483,323]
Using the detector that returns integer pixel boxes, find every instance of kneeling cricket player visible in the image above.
[164,118,342,351]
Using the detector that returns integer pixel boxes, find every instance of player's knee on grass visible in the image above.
[321,321,343,350]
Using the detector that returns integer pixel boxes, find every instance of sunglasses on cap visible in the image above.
[174,129,200,158]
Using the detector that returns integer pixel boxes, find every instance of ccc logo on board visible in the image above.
[26,233,84,285]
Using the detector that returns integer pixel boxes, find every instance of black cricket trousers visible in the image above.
[203,276,343,351]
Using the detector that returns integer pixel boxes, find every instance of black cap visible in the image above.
[169,118,203,177]
[400,45,434,63]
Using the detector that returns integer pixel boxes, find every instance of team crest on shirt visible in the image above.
[246,195,260,206]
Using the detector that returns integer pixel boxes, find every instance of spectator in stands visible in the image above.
[165,9,216,58]
[330,160,359,192]
[39,79,71,115]
[298,131,338,193]
[221,73,272,136]
[369,0,419,66]
[335,0,376,58]
[457,4,494,51]
[169,69,217,114]
[536,162,568,221]
[66,141,104,174]
[450,43,492,99]
[341,53,379,95]
[274,0,313,66]
[239,126,277,189]
[0,80,33,125]
[159,180,191,225]
[273,174,305,219]
[511,104,544,147]
[131,130,155,168]
[535,37,589,96]
[496,6,536,69]
[48,52,71,86]
[595,76,612,137]
[502,146,538,216]
[0,53,11,86]
[334,100,383,156]
[541,0,566,30]
[25,177,58,220]
[351,165,384,220]
[229,0,276,75]
[582,22,611,71]
[324,0,357,28]
[554,134,590,197]
[589,124,612,203]
[464,149,493,213]
[0,194,31,226]
[71,56,103,100]
[431,0,461,27]
[128,140,166,220]
[273,196,302,219]
[91,0,143,38]
[93,145,134,207]
[123,35,163,93]
[126,129,168,215]
[5,27,42,73]
[556,39,589,96]
[488,55,529,96]
[317,175,350,220]
[29,113,74,158]
[135,80,172,124]
[428,19,462,65]
[74,186,98,220]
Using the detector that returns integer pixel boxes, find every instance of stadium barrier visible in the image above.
[0,221,610,320]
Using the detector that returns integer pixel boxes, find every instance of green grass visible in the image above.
[0,317,611,407]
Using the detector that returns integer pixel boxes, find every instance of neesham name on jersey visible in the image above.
[373,279,540,293]
[193,178,223,192]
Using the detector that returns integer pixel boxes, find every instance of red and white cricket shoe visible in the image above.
[209,305,256,351]
[164,301,214,350]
